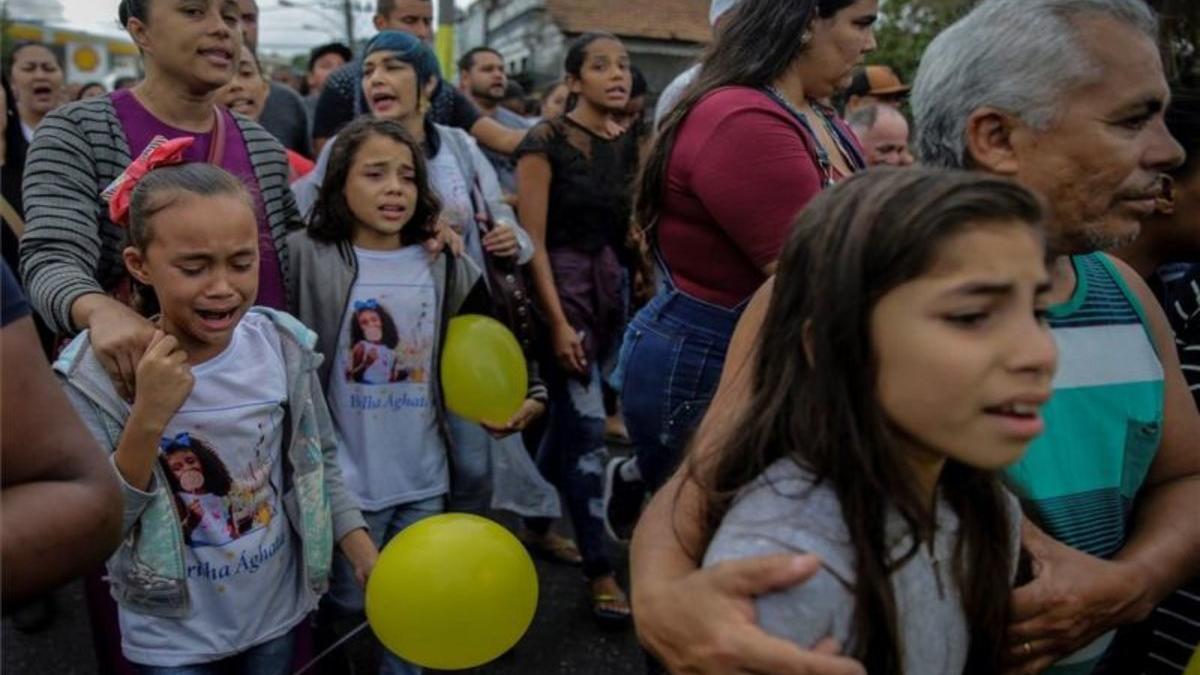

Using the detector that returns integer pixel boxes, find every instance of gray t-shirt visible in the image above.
[703,458,1022,674]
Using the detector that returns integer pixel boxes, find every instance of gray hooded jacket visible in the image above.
[54,308,366,618]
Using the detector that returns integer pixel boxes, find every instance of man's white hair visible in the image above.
[912,0,1158,169]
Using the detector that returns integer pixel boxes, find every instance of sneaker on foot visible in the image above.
[602,457,645,543]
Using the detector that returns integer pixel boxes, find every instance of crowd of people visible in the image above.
[1,0,1198,674]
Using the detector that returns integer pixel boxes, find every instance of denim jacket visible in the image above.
[53,308,367,618]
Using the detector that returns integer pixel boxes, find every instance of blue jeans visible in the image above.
[134,630,295,675]
[447,413,493,514]
[525,363,612,579]
[618,289,743,491]
[324,496,445,675]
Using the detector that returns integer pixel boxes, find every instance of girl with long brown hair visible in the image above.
[700,168,1057,674]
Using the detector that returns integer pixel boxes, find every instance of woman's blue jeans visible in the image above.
[617,289,742,491]
[524,363,612,580]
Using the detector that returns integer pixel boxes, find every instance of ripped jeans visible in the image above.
[524,363,613,580]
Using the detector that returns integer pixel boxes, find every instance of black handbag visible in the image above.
[469,180,538,355]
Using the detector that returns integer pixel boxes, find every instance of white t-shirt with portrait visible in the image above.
[119,313,308,667]
[327,246,447,510]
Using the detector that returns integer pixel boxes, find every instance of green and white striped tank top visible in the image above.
[1004,253,1164,675]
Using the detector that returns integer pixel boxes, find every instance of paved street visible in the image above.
[2,512,646,675]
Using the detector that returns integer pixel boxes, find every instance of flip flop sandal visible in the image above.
[517,530,583,566]
[591,592,632,624]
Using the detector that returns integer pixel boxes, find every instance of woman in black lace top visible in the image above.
[513,32,640,623]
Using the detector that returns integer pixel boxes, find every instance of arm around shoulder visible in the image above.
[705,524,849,653]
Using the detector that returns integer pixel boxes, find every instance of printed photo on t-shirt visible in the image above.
[159,432,278,548]
[345,297,432,385]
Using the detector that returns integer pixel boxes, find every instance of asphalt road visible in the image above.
[2,512,646,675]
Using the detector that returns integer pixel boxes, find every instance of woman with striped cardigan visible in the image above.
[19,0,300,399]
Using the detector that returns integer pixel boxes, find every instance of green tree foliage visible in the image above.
[866,0,1200,86]
[866,0,975,83]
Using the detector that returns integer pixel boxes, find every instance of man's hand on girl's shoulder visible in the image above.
[80,295,158,401]
[634,554,866,675]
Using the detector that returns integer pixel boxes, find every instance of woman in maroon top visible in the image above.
[604,0,878,541]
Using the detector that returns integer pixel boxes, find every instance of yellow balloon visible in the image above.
[365,513,538,670]
[441,315,528,426]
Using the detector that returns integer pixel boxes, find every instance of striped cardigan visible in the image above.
[19,96,301,335]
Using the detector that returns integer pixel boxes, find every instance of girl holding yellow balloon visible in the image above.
[287,113,498,675]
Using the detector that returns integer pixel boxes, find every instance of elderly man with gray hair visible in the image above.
[627,1,1200,674]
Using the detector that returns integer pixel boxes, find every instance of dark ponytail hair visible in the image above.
[308,117,441,246]
[562,32,622,113]
[634,0,853,235]
[692,167,1045,675]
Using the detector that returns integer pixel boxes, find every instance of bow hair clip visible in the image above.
[102,136,196,227]
[159,432,193,451]
[354,299,380,311]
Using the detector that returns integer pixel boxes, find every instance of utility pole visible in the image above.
[436,0,455,79]
[342,0,355,47]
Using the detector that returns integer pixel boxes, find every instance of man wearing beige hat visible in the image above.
[844,64,910,113]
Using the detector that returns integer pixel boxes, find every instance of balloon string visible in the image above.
[292,619,370,675]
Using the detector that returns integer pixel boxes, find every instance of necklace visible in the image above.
[764,85,863,185]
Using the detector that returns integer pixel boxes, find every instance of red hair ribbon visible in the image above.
[102,135,196,226]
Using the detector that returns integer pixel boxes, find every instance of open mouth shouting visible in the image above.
[30,83,56,101]
[199,46,235,69]
[226,96,257,116]
[605,85,628,99]
[369,90,401,116]
[194,306,241,333]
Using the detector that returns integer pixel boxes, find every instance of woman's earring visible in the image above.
[801,30,813,45]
